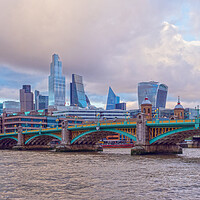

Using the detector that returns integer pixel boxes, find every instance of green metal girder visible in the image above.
[149,127,195,144]
[68,123,136,131]
[146,122,195,128]
[0,136,18,142]
[71,128,137,144]
[25,133,62,145]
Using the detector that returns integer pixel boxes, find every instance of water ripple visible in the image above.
[0,148,200,199]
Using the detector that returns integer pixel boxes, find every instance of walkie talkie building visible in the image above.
[138,81,168,109]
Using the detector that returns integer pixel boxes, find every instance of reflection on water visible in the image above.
[0,148,200,200]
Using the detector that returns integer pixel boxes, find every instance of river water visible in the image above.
[0,148,200,200]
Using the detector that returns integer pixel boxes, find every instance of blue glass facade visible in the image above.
[138,81,168,108]
[106,87,120,110]
[34,90,39,110]
[70,74,87,108]
[37,95,48,110]
[48,54,65,106]
[115,102,126,110]
[0,103,3,115]
[35,90,48,110]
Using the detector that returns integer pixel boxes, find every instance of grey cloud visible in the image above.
[0,0,200,108]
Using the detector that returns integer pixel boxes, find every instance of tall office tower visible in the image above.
[70,74,87,108]
[20,85,34,112]
[106,87,120,110]
[48,54,66,106]
[138,81,168,109]
[35,90,49,110]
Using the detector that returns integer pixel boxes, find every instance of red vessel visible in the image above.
[100,140,134,148]
[101,144,134,148]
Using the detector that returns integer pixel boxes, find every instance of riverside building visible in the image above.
[52,106,129,121]
[1,111,83,133]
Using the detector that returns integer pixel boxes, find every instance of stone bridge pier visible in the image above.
[131,114,182,155]
[56,121,102,152]
[13,126,25,150]
[56,121,72,152]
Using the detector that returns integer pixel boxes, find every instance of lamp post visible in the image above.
[14,125,17,134]
[96,113,100,131]
[128,116,130,124]
[39,121,42,134]
[97,113,100,126]
[75,116,77,127]
[124,112,128,124]
[56,119,59,129]
[155,108,159,123]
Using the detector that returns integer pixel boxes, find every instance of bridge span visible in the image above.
[0,114,200,154]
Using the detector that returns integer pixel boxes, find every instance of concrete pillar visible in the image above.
[17,126,24,146]
[135,113,149,145]
[61,121,71,145]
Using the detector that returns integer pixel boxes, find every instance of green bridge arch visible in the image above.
[25,133,62,145]
[71,128,137,144]
[149,127,196,144]
[0,137,18,142]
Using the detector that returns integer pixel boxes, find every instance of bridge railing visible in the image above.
[147,119,195,125]
[0,121,137,136]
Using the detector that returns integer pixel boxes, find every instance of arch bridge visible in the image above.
[0,114,199,154]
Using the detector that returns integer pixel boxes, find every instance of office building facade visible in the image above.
[70,74,88,108]
[52,106,129,121]
[3,101,20,113]
[115,103,126,110]
[106,87,120,110]
[34,90,40,110]
[138,81,168,109]
[2,112,84,133]
[0,103,3,115]
[48,54,66,106]
[35,90,48,110]
[20,85,34,112]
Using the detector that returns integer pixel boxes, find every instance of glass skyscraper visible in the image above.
[35,90,48,110]
[138,81,168,109]
[70,74,87,108]
[106,87,120,110]
[48,54,66,106]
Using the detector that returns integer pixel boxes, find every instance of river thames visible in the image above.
[0,148,200,200]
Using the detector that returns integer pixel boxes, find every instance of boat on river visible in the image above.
[99,140,134,148]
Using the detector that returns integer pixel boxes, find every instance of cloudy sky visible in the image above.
[0,0,200,109]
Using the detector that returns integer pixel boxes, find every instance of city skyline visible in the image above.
[0,1,200,109]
